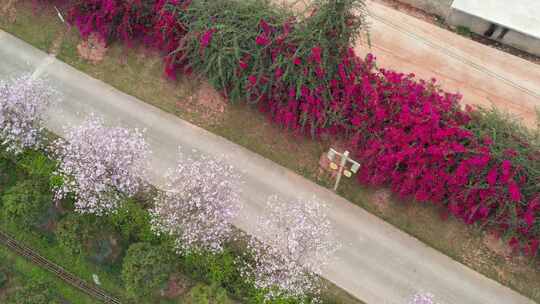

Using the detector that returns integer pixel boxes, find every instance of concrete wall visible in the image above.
[447,10,491,34]
[396,0,540,57]
[500,30,540,57]
[447,10,540,57]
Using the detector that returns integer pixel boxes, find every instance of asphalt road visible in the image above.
[0,30,535,304]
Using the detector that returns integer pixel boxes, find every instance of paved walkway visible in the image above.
[0,30,536,304]
[355,0,540,128]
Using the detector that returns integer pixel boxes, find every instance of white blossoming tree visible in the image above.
[51,114,151,215]
[409,293,436,304]
[243,196,341,303]
[0,74,57,154]
[150,151,241,254]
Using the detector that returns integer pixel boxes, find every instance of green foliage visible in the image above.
[180,0,290,99]
[180,0,367,105]
[0,270,7,288]
[468,107,540,205]
[191,283,231,304]
[456,25,472,37]
[302,0,368,52]
[182,249,239,287]
[122,242,176,298]
[6,278,60,304]
[109,198,155,242]
[18,150,57,179]
[55,213,98,256]
[2,179,52,229]
[0,156,18,196]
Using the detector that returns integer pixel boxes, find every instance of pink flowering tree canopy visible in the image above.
[243,196,341,303]
[0,74,58,154]
[51,114,151,215]
[150,151,242,254]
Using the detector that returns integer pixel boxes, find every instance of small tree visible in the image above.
[243,196,340,303]
[51,114,150,215]
[0,74,58,154]
[150,151,241,254]
[122,242,175,298]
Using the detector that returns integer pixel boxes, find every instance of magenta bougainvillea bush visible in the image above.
[59,0,538,255]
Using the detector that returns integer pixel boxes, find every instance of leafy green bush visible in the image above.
[6,278,60,304]
[110,198,155,242]
[55,213,99,255]
[191,283,231,304]
[122,242,176,298]
[0,156,18,195]
[0,270,7,288]
[18,150,57,179]
[2,179,52,229]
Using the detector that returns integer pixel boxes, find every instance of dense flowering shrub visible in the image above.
[63,0,539,255]
[0,74,57,154]
[51,114,150,215]
[150,151,241,253]
[242,196,340,302]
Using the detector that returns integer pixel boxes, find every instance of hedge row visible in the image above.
[57,0,539,254]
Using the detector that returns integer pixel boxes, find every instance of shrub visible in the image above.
[2,179,52,229]
[122,242,176,298]
[110,198,155,242]
[18,149,57,180]
[6,278,60,304]
[56,213,99,255]
[190,283,231,304]
[0,270,7,289]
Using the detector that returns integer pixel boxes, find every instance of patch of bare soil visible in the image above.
[77,33,108,64]
[371,189,392,213]
[177,80,228,122]
[483,233,512,257]
[49,29,66,56]
[0,0,17,24]
[374,0,540,65]
[161,274,191,299]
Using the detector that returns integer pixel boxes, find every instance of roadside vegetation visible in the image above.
[0,0,539,302]
[0,73,360,303]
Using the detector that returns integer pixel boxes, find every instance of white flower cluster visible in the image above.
[244,196,341,303]
[0,74,57,154]
[409,293,436,304]
[51,114,150,215]
[150,151,241,254]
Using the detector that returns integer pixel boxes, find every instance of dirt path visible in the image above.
[355,1,540,128]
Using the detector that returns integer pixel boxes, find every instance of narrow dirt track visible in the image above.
[354,1,540,128]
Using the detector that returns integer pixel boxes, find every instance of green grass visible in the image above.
[0,221,128,299]
[456,25,473,37]
[0,2,62,52]
[0,246,99,304]
[1,2,539,303]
